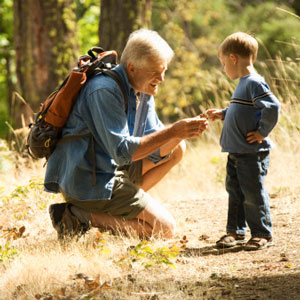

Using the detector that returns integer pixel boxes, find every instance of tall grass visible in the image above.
[0,55,300,299]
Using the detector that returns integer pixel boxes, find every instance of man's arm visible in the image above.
[132,117,208,161]
[158,137,182,157]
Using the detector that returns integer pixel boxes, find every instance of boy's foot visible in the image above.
[216,233,246,248]
[49,203,91,241]
[244,237,273,251]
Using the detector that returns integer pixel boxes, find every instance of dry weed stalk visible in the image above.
[0,57,300,299]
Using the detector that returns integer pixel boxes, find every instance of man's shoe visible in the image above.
[49,203,90,241]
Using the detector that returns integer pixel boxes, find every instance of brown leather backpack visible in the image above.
[26,47,127,160]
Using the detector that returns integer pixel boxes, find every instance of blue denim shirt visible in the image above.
[44,64,164,200]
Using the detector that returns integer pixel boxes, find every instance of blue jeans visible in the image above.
[225,151,272,238]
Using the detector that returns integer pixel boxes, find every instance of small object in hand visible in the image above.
[200,112,208,119]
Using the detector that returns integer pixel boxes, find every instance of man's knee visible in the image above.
[160,217,176,238]
[171,140,186,164]
[152,210,176,239]
[137,198,176,239]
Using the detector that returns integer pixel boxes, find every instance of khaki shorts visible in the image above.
[61,160,149,220]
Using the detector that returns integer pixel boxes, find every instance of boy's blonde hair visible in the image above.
[219,32,258,62]
[120,29,174,68]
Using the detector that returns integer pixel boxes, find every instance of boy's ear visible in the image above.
[229,53,238,64]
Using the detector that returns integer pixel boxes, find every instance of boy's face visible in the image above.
[219,53,239,80]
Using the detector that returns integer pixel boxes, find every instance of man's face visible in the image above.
[128,59,168,95]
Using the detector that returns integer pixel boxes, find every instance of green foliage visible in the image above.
[229,3,300,60]
[0,139,14,172]
[0,177,43,264]
[92,232,111,254]
[152,0,300,121]
[0,0,14,137]
[3,179,42,201]
[0,242,18,262]
[122,240,183,269]
[0,177,44,207]
[1,0,300,129]
[0,226,28,263]
[76,0,100,53]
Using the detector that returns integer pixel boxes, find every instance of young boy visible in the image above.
[206,32,280,250]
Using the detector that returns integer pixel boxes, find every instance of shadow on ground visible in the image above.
[183,245,245,256]
[85,271,300,300]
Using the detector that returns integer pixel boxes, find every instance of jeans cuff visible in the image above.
[226,229,246,236]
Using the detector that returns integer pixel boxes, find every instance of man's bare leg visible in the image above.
[140,140,186,192]
[90,213,153,238]
[90,140,184,238]
[91,197,175,239]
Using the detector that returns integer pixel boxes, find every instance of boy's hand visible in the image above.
[205,109,224,121]
[246,131,265,144]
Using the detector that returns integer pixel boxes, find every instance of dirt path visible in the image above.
[1,143,300,299]
[146,182,300,299]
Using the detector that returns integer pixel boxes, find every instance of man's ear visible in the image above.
[229,53,238,64]
[127,61,135,75]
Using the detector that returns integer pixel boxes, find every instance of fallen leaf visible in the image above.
[19,226,25,235]
[55,287,66,296]
[280,257,289,262]
[74,273,88,280]
[99,281,112,290]
[285,264,292,268]
[199,234,209,241]
[85,278,100,290]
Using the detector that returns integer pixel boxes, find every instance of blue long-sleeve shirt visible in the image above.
[220,73,280,153]
[44,64,164,201]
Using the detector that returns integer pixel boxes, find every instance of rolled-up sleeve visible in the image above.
[143,96,170,163]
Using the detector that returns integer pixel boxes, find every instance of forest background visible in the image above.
[0,0,299,137]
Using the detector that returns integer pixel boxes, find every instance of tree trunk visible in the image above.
[13,0,78,128]
[99,0,152,57]
[4,48,14,121]
[291,1,300,16]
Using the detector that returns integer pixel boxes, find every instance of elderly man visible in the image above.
[46,29,208,240]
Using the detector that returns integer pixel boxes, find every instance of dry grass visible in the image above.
[0,105,300,300]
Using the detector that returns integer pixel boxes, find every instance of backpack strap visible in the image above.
[102,69,128,113]
[57,70,128,186]
[56,133,92,145]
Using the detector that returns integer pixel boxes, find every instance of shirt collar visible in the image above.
[113,64,136,98]
[114,64,152,101]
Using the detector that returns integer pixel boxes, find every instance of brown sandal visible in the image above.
[216,233,246,248]
[244,237,273,251]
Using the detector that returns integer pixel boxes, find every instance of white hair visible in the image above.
[120,29,174,68]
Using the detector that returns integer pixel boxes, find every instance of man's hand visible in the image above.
[133,116,208,161]
[205,109,224,121]
[172,116,209,139]
[246,130,265,144]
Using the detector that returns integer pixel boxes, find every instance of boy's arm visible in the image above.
[246,130,264,144]
[206,109,224,121]
[248,83,281,143]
